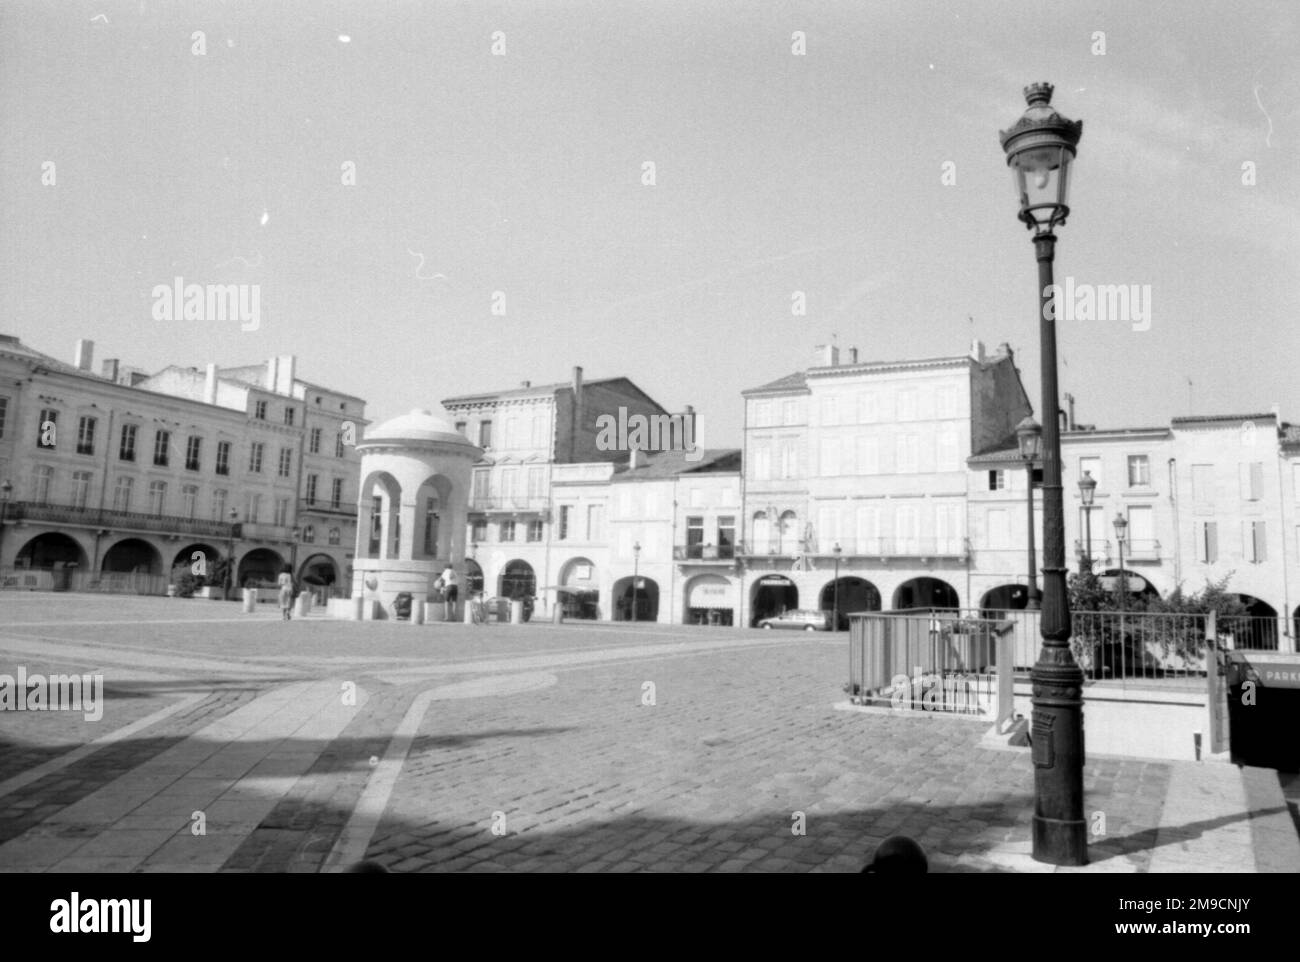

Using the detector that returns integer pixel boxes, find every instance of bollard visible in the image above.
[510,599,524,625]
[410,601,424,625]
[295,593,310,618]
[552,602,564,624]
[242,587,257,614]
[464,600,474,624]
[351,595,364,621]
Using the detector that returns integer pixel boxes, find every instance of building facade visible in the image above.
[0,335,366,596]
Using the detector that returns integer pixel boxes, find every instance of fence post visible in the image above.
[997,627,1015,733]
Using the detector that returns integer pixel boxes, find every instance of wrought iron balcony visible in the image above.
[673,544,737,562]
[741,537,969,559]
[298,499,357,518]
[6,501,235,539]
[468,495,550,514]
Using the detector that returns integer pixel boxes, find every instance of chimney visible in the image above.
[569,366,584,462]
[521,380,531,388]
[970,339,985,362]
[74,338,94,371]
[813,344,839,367]
[204,363,218,405]
[995,341,1013,359]
[684,404,698,447]
[101,358,119,382]
[848,347,858,365]
[273,354,295,396]
[1064,392,1076,431]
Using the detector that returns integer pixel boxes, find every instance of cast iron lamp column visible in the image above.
[832,542,842,630]
[1078,471,1097,574]
[226,508,239,601]
[1000,81,1086,865]
[1016,418,1043,610]
[0,480,12,567]
[1113,513,1128,608]
[632,541,641,622]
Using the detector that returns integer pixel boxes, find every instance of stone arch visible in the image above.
[750,574,798,626]
[980,583,1030,613]
[613,574,659,622]
[818,576,881,630]
[238,548,286,586]
[358,470,402,560]
[893,577,959,610]
[102,537,162,575]
[14,531,88,569]
[412,472,455,562]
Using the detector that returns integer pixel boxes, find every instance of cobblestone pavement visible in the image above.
[1,592,1297,873]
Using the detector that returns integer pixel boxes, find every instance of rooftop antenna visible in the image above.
[1187,377,1193,414]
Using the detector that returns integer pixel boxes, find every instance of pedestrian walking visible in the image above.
[440,565,458,620]
[277,564,294,620]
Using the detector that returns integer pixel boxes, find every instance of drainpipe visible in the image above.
[1275,443,1294,651]
[1167,458,1182,591]
[738,396,750,630]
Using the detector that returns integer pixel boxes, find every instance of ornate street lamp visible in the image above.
[226,507,239,601]
[1113,512,1128,610]
[632,541,641,622]
[832,542,842,630]
[1000,82,1086,866]
[1078,471,1097,574]
[0,479,12,566]
[1016,417,1043,611]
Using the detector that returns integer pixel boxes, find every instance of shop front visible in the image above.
[686,574,736,626]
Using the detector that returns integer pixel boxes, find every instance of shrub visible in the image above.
[174,571,201,598]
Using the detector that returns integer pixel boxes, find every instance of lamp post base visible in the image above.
[1032,814,1089,865]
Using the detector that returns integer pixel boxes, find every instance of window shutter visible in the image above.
[1251,462,1264,500]
[1207,522,1217,563]
[1255,521,1267,562]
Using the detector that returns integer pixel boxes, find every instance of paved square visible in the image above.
[1,592,1296,872]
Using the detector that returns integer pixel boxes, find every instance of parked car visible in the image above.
[758,609,832,631]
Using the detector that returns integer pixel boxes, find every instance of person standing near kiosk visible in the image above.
[440,564,459,621]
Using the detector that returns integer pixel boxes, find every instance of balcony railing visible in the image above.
[299,499,357,518]
[742,537,969,559]
[673,544,737,562]
[6,501,235,539]
[469,496,550,513]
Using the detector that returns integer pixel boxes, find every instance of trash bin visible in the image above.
[393,592,413,621]
[242,587,257,613]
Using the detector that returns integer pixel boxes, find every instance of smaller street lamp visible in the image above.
[1015,417,1042,610]
[0,479,12,563]
[1112,512,1128,609]
[631,541,642,623]
[226,507,239,600]
[1078,471,1097,574]
[832,542,842,630]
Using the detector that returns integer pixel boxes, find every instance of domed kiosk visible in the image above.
[351,409,481,619]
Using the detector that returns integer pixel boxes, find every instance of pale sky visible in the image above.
[2,0,1297,443]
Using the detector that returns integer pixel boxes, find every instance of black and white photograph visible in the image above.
[0,0,1297,916]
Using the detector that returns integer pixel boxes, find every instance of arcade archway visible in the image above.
[14,532,87,569]
[238,548,285,586]
[980,583,1030,613]
[751,574,798,626]
[893,577,959,610]
[819,577,881,630]
[613,575,659,622]
[102,538,162,574]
